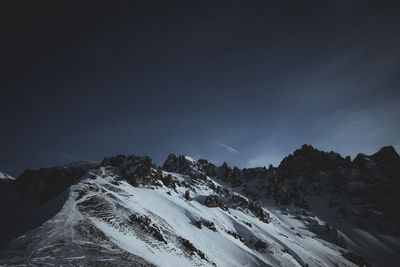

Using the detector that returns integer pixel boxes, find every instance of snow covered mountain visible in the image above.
[0,145,399,266]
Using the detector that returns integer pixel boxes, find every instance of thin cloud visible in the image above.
[216,142,239,153]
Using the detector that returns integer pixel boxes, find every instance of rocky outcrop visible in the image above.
[16,165,89,205]
[0,162,93,249]
[204,195,221,208]
[101,154,161,187]
[163,154,198,175]
[370,146,400,179]
[277,144,351,181]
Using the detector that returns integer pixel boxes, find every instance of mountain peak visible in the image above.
[300,143,315,151]
[373,145,399,158]
[162,153,201,176]
[278,144,346,179]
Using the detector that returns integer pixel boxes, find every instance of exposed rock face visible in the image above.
[162,154,200,176]
[249,202,271,223]
[16,166,88,204]
[101,154,161,187]
[255,240,268,251]
[128,213,166,243]
[277,144,350,181]
[0,162,94,249]
[204,195,220,208]
[354,145,400,182]
[184,190,191,200]
[194,220,217,232]
[351,146,400,233]
[178,237,208,261]
[370,146,400,179]
[273,144,400,235]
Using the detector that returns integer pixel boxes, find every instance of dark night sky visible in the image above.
[1,1,399,176]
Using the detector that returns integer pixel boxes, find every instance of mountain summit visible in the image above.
[0,145,399,266]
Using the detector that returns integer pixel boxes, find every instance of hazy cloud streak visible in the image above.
[216,142,239,153]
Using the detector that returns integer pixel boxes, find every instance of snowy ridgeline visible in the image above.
[0,171,14,180]
[0,146,399,266]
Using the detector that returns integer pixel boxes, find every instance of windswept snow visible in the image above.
[0,171,14,180]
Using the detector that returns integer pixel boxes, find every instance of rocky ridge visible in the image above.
[0,145,399,266]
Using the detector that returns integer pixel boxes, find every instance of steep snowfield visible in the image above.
[1,166,357,266]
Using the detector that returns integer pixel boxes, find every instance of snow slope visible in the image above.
[0,167,360,266]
